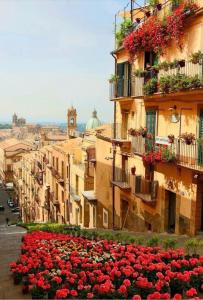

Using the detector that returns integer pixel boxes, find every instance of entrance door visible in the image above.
[121,199,129,229]
[167,191,176,233]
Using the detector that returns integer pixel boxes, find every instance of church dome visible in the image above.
[86,110,101,130]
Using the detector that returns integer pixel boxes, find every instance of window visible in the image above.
[56,158,59,171]
[56,183,58,200]
[67,166,69,178]
[93,206,96,228]
[103,208,108,228]
[61,161,64,178]
[76,175,79,195]
[7,164,12,171]
[116,62,131,97]
[52,157,55,167]
[61,191,64,202]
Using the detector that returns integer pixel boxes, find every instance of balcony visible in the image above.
[109,76,143,100]
[112,168,131,191]
[34,172,43,186]
[111,123,131,151]
[134,59,203,100]
[132,135,203,172]
[135,176,158,204]
[51,168,64,187]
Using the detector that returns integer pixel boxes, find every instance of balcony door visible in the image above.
[122,156,128,182]
[146,109,156,151]
[117,62,131,97]
[121,111,128,139]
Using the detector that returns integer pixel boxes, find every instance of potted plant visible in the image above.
[108,74,119,83]
[143,77,158,96]
[138,126,148,138]
[128,128,138,136]
[131,166,136,175]
[145,11,151,17]
[179,59,185,68]
[180,132,196,145]
[134,69,146,78]
[168,134,175,144]
[189,51,203,64]
[158,61,170,71]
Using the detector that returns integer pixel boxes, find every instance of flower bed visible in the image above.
[10,231,203,299]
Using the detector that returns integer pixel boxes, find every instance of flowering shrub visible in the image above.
[123,1,199,61]
[10,231,203,299]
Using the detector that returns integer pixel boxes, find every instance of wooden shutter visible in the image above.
[117,63,125,97]
[151,180,158,200]
[135,175,141,193]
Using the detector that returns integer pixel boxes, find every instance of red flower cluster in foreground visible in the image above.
[10,231,203,299]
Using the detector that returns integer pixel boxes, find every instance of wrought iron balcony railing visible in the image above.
[135,176,158,203]
[131,135,203,171]
[112,167,131,190]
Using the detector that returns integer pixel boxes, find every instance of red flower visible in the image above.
[173,294,182,300]
[132,296,141,300]
[70,290,78,297]
[118,284,127,295]
[186,288,197,298]
[55,289,69,299]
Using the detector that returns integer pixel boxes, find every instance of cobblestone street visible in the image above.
[0,187,30,299]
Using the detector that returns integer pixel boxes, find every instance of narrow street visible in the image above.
[0,187,30,299]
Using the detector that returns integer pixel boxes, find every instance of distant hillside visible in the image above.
[0,123,12,129]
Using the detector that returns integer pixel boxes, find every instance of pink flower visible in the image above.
[87,293,94,299]
[173,295,182,300]
[132,296,141,300]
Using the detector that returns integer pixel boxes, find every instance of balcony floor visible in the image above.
[143,88,203,102]
[135,193,156,204]
[112,181,131,191]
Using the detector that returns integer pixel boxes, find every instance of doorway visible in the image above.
[121,199,129,229]
[167,191,176,233]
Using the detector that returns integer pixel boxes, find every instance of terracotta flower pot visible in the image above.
[131,167,136,175]
[145,11,151,18]
[156,3,162,10]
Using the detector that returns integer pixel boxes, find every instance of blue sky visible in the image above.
[0,0,142,124]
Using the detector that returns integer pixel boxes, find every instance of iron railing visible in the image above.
[109,77,145,100]
[133,59,203,97]
[112,123,130,140]
[135,176,158,202]
[114,167,130,185]
[157,60,203,80]
[131,135,203,171]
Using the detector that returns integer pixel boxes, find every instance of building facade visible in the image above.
[107,0,203,235]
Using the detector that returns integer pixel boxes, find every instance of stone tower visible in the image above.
[67,106,77,137]
[12,113,18,128]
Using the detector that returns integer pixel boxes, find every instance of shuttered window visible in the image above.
[146,109,156,137]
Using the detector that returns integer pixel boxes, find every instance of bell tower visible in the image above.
[67,106,77,137]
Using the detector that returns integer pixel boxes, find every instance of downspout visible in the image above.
[111,51,117,229]
[67,153,71,224]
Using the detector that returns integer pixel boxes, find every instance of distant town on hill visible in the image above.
[0,122,86,132]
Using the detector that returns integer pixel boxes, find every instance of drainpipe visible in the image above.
[67,153,71,224]
[111,51,117,229]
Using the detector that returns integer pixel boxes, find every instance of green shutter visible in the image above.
[146,109,156,136]
[146,109,156,151]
